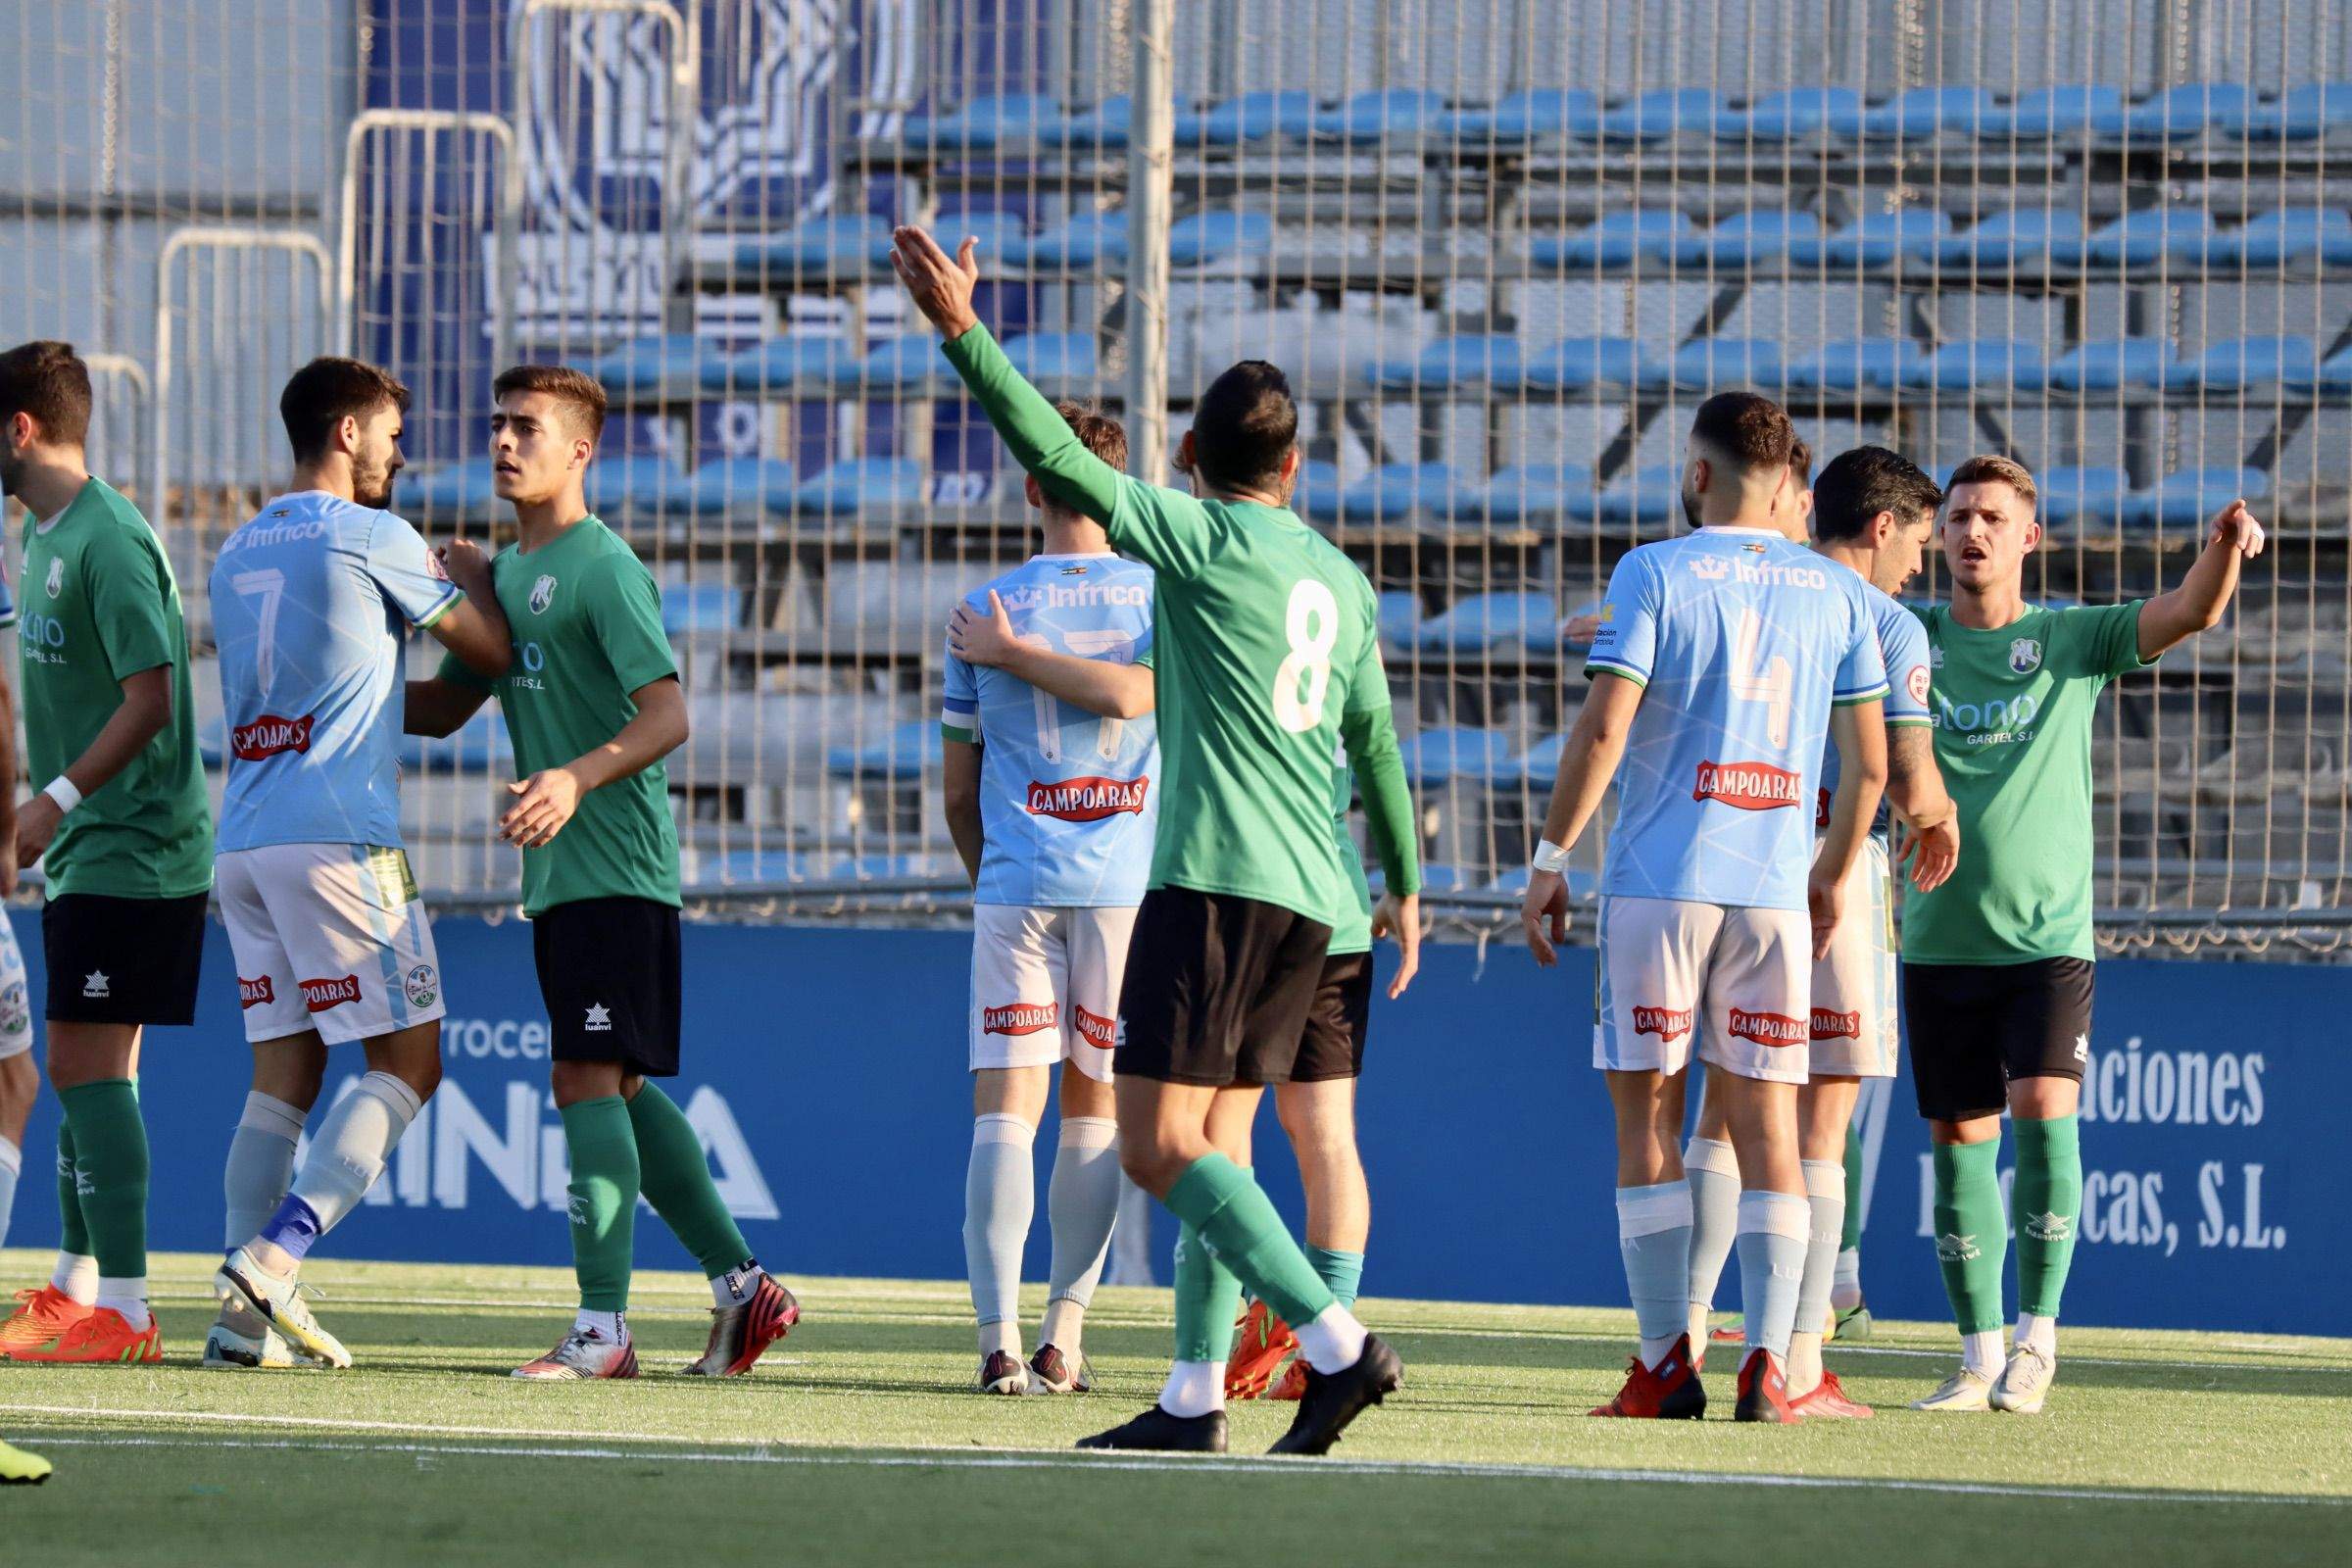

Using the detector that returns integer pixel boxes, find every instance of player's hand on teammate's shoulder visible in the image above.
[1520,869,1569,967]
[948,591,1020,668]
[437,537,495,594]
[889,225,982,340]
[1897,812,1961,894]
[2210,498,2267,560]
[501,765,584,849]
[1372,891,1422,999]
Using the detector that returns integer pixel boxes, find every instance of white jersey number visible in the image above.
[230,567,288,693]
[1729,607,1794,749]
[1273,579,1340,733]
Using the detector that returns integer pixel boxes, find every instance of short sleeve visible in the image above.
[1880,608,1933,724]
[363,512,465,629]
[1133,628,1154,670]
[588,557,680,695]
[84,525,178,681]
[1585,553,1659,686]
[2062,601,2149,679]
[1834,589,1890,706]
[942,617,978,743]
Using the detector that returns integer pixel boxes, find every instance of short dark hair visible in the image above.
[279,357,411,465]
[1189,360,1297,493]
[1812,446,1944,542]
[1788,437,1813,487]
[0,340,92,448]
[1054,400,1127,470]
[1689,390,1795,474]
[1946,453,2036,507]
[494,364,609,442]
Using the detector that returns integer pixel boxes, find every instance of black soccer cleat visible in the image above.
[1075,1404,1229,1452]
[1268,1333,1403,1456]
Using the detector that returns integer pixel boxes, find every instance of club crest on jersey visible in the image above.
[2009,637,2042,673]
[1727,1007,1806,1048]
[300,974,363,1012]
[1073,1004,1119,1052]
[1690,555,1731,581]
[1810,1007,1862,1042]
[1907,664,1932,704]
[230,713,317,760]
[238,976,274,1010]
[44,558,63,597]
[1025,776,1150,822]
[983,1002,1057,1037]
[1692,760,1801,811]
[530,573,558,613]
[1631,1004,1693,1044]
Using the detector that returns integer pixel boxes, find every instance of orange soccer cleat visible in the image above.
[1223,1298,1298,1400]
[1591,1334,1706,1418]
[1788,1368,1875,1420]
[1268,1357,1310,1401]
[11,1305,162,1364]
[0,1286,94,1359]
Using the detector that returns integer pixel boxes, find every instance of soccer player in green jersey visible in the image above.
[1904,455,2264,1414]
[896,224,1421,1456]
[0,341,212,1366]
[406,366,798,1381]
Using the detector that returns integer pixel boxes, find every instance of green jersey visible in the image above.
[1328,766,1373,956]
[943,324,1420,927]
[441,515,681,917]
[1902,600,2147,964]
[17,478,212,899]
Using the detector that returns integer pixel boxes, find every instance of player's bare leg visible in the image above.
[0,1050,35,1249]
[967,1063,1052,1393]
[1029,1058,1119,1394]
[1590,1066,1704,1418]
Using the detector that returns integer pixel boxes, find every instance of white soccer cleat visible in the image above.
[213,1247,353,1369]
[201,1301,325,1370]
[513,1326,640,1381]
[1990,1344,2056,1414]
[1910,1366,1995,1412]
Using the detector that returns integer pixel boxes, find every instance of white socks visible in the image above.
[1832,1245,1863,1309]
[1683,1137,1740,1344]
[1962,1329,2004,1378]
[224,1091,306,1247]
[1041,1116,1120,1356]
[574,1308,626,1345]
[97,1276,149,1330]
[290,1073,422,1238]
[2017,1311,2058,1358]
[1735,1190,1811,1361]
[51,1250,97,1305]
[1160,1358,1225,1418]
[0,1134,20,1250]
[1293,1302,1368,1374]
[1615,1179,1694,1369]
[963,1113,1036,1353]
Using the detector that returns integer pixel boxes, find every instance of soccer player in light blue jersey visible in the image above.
[1521,393,1887,1423]
[0,545,29,1256]
[941,402,1155,1396]
[204,358,511,1368]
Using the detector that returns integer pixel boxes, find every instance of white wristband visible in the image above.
[42,776,83,814]
[1531,840,1570,875]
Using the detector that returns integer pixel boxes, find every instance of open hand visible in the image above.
[501,766,583,849]
[948,591,1021,668]
[889,225,981,339]
[1896,813,1960,893]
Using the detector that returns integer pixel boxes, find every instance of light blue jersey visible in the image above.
[0,551,15,629]
[1817,577,1934,827]
[941,553,1157,907]
[212,491,463,853]
[1586,525,1887,911]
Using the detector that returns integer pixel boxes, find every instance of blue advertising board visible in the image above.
[4,911,2339,1336]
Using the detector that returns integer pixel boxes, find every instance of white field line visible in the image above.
[6,1421,2345,1506]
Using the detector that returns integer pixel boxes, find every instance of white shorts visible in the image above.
[969,904,1139,1084]
[1808,835,1898,1079]
[0,914,28,1061]
[217,843,446,1047]
[1592,895,1811,1085]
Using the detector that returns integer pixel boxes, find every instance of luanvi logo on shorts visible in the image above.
[983,1002,1057,1037]
[1727,1007,1807,1048]
[301,974,363,1011]
[1024,776,1150,821]
[81,970,110,999]
[530,574,558,613]
[238,975,275,1010]
[1631,1004,1693,1044]
[1810,1007,1862,1042]
[1692,760,1802,810]
[1073,1004,1118,1051]
[230,713,317,760]
[584,1004,613,1032]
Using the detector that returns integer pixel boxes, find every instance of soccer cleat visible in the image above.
[1224,1298,1298,1400]
[682,1274,799,1378]
[512,1327,639,1381]
[0,1439,53,1486]
[1075,1404,1228,1452]
[1590,1334,1706,1419]
[1708,1319,1744,1345]
[978,1348,1030,1395]
[0,1285,93,1358]
[201,1301,324,1371]
[1269,1358,1310,1401]
[13,1305,162,1364]
[1733,1348,1795,1423]
[1268,1333,1403,1456]
[1990,1344,2056,1414]
[1831,1301,1874,1342]
[1910,1366,1995,1412]
[1025,1343,1093,1395]
[1788,1369,1875,1419]
[214,1248,353,1370]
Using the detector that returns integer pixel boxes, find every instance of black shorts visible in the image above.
[1117,888,1334,1087]
[532,897,682,1077]
[1293,951,1375,1082]
[42,892,208,1026]
[1903,956,2095,1123]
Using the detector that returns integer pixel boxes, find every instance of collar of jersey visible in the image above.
[34,476,97,535]
[1695,524,1781,538]
[1028,551,1116,564]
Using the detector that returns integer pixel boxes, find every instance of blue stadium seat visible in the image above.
[1787,210,1951,270]
[1341,463,1457,525]
[1179,91,1316,146]
[899,93,1058,151]
[825,720,942,780]
[1037,95,1133,152]
[1594,465,1684,526]
[583,333,713,398]
[935,210,1030,264]
[1412,594,1557,656]
[2121,467,2271,531]
[1312,89,1446,143]
[2212,207,2352,268]
[1294,459,1348,523]
[715,850,825,887]
[1529,210,1691,270]
[1002,331,1099,382]
[2097,82,2255,142]
[401,707,512,775]
[401,459,499,520]
[1663,209,1819,269]
[2054,209,2218,270]
[588,453,687,515]
[1376,589,1421,648]
[1376,334,1522,390]
[838,335,950,392]
[1477,463,1596,526]
[1713,87,1862,141]
[662,583,744,636]
[1012,211,1128,270]
[1520,336,1658,391]
[732,214,887,276]
[2314,344,2352,396]
[1669,336,1782,393]
[1441,88,1601,144]
[1901,337,2049,394]
[1846,85,1999,141]
[1986,83,2126,138]
[1783,337,1925,392]
[2181,335,2319,393]
[682,457,797,518]
[2035,466,2132,532]
[2045,337,2181,392]
[1918,208,2082,270]
[1396,727,1518,787]
[1597,89,1720,143]
[1167,210,1273,267]
[701,335,860,396]
[792,458,924,516]
[2233,82,2352,141]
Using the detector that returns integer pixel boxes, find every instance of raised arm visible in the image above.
[1519,671,1645,965]
[2138,500,2266,661]
[949,592,1153,719]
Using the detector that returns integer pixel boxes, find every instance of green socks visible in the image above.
[55,1120,88,1257]
[1172,1221,1242,1362]
[1931,1140,2007,1335]
[2013,1115,2082,1318]
[626,1084,754,1280]
[1162,1154,1337,1330]
[1840,1119,1864,1252]
[58,1081,146,1279]
[1306,1246,1364,1310]
[560,1097,640,1312]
